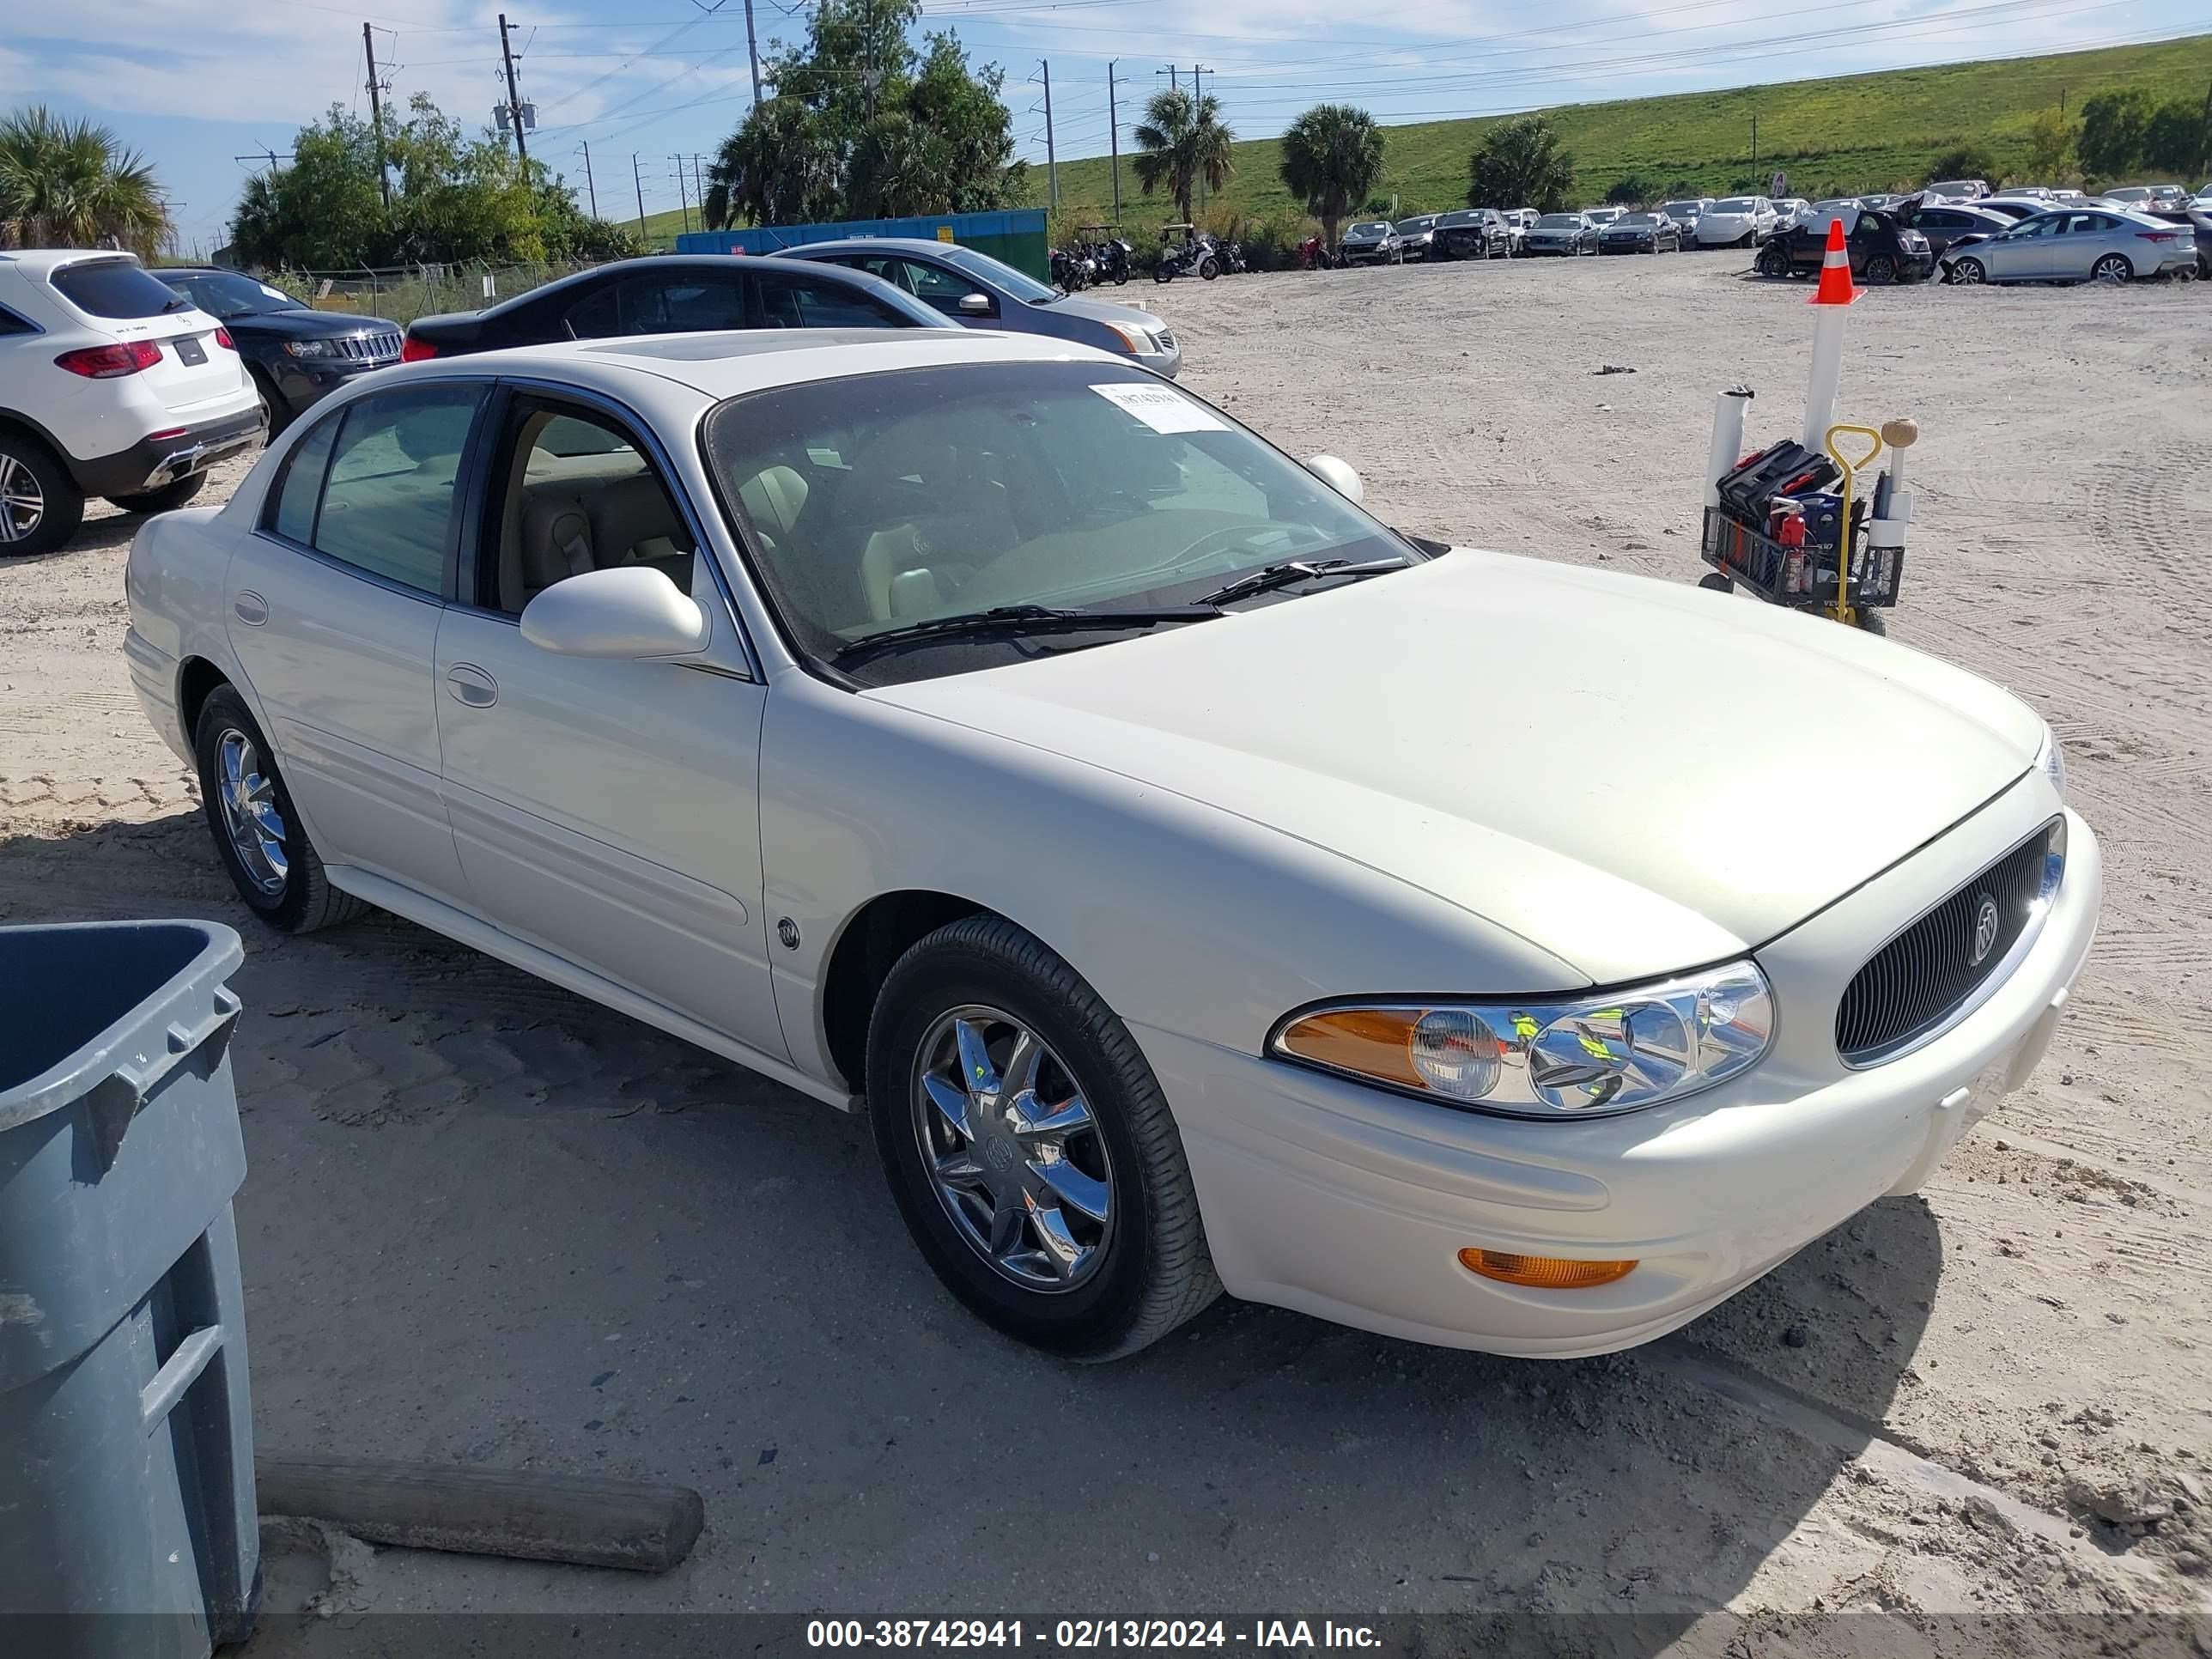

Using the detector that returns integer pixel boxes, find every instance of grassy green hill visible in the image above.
[1021,33,2212,231]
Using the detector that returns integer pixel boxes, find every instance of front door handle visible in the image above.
[233,591,268,627]
[445,664,498,708]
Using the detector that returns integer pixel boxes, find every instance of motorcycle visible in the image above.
[1090,237,1133,285]
[1298,236,1336,270]
[1048,246,1092,291]
[1218,240,1249,275]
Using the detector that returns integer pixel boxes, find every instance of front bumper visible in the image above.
[1525,242,1578,255]
[266,352,390,414]
[1149,791,2100,1358]
[68,404,266,497]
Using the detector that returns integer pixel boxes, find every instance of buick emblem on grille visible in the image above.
[1970,893,2001,966]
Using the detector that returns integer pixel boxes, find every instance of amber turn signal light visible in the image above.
[1458,1249,1638,1289]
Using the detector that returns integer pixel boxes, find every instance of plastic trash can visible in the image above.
[1,921,258,1658]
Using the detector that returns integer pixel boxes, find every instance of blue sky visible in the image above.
[2,0,2200,258]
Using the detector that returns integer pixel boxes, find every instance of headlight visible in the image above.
[2034,724,2066,797]
[1104,322,1157,355]
[1271,962,1775,1119]
[283,338,339,358]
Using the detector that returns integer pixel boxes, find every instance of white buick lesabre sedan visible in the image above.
[125,330,2099,1360]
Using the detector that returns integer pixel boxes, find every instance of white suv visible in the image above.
[0,250,264,557]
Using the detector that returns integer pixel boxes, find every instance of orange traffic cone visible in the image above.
[1809,217,1856,306]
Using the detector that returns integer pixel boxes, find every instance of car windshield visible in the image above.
[703,362,1416,684]
[1437,210,1482,225]
[1347,222,1389,236]
[933,245,1058,304]
[1535,215,1582,228]
[1394,216,1436,234]
[160,270,304,319]
[1714,198,1757,213]
[1615,214,1659,226]
[1663,202,1703,216]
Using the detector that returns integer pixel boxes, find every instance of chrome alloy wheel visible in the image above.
[0,452,44,545]
[216,729,289,896]
[912,1005,1115,1291]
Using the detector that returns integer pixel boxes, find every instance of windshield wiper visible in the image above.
[1193,556,1409,608]
[833,603,1221,665]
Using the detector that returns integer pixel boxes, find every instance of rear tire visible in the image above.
[193,684,365,934]
[1864,255,1897,284]
[2092,253,2131,284]
[0,432,83,558]
[1854,609,1887,637]
[248,367,293,439]
[1698,572,1735,593]
[867,915,1222,1362]
[105,473,205,515]
[1199,257,1219,280]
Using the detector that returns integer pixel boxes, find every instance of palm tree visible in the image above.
[0,106,171,254]
[848,114,945,219]
[1466,116,1576,215]
[704,97,842,228]
[1278,105,1385,252]
[1132,88,1233,225]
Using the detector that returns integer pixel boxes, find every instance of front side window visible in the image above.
[312,384,485,594]
[482,401,695,613]
[703,362,1417,684]
[754,272,915,330]
[938,245,1056,304]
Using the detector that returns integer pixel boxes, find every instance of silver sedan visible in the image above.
[1942,207,2197,285]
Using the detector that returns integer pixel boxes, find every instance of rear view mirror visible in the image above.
[957,293,994,317]
[1304,453,1364,504]
[520,566,709,659]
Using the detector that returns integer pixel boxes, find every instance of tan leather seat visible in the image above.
[517,491,594,604]
[738,465,809,538]
[840,428,1018,620]
[512,475,692,609]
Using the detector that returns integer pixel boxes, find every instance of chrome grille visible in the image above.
[340,330,403,363]
[1836,819,2063,1066]
[1155,329,1176,351]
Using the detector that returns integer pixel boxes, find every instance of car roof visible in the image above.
[391,327,1124,406]
[775,237,998,258]
[0,248,150,278]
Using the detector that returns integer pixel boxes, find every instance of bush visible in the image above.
[1605,174,1655,205]
[1926,144,1998,184]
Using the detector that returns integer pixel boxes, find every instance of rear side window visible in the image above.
[0,306,36,337]
[50,260,185,320]
[264,416,340,544]
[311,385,486,595]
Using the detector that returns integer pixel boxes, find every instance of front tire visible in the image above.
[248,367,293,439]
[1199,257,1219,280]
[867,915,1221,1361]
[193,685,365,933]
[0,433,83,558]
[105,473,205,515]
[1950,256,1987,285]
[1698,572,1735,593]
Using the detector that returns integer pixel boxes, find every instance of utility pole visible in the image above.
[1193,64,1207,222]
[1041,60,1057,212]
[1109,60,1121,226]
[1751,113,1758,168]
[633,153,647,237]
[744,0,762,106]
[498,13,529,167]
[579,141,598,218]
[363,23,392,214]
[674,156,692,235]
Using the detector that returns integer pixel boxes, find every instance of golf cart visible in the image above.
[1156,224,1220,283]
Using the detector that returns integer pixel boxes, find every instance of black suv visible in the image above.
[156,269,402,434]
[1754,208,1933,284]
[1432,210,1513,259]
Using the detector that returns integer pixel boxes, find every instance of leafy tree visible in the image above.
[702,2,1020,228]
[2022,106,2078,181]
[2142,97,2209,177]
[1925,144,1997,184]
[2077,88,2156,180]
[0,106,171,254]
[1132,88,1234,225]
[1467,116,1575,213]
[228,95,630,270]
[1277,104,1384,251]
[1604,173,1654,205]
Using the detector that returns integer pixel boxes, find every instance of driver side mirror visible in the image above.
[957,292,994,317]
[520,566,710,660]
[1304,453,1364,504]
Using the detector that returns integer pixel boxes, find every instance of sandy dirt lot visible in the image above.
[3,252,2209,1651]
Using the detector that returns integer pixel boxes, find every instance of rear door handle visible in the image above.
[233,591,267,627]
[445,664,497,708]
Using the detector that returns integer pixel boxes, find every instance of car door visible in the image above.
[1983,215,2058,279]
[223,381,485,901]
[431,386,785,1060]
[2048,211,2124,278]
[561,270,749,341]
[837,253,995,323]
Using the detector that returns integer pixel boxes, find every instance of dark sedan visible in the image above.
[1892,200,2017,256]
[1432,209,1513,259]
[156,268,401,434]
[400,255,953,361]
[1754,206,1933,283]
[1598,212,1682,254]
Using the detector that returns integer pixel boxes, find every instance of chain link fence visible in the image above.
[276,259,603,326]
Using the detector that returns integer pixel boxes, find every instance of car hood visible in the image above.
[228,307,398,340]
[1039,294,1170,332]
[869,553,2043,983]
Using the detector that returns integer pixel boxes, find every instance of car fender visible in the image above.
[757,672,1583,1089]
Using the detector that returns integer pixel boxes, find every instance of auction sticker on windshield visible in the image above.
[1091,382,1226,434]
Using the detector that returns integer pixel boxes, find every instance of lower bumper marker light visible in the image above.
[1459,1250,1638,1289]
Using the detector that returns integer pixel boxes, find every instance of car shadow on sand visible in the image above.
[0,811,1942,1652]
